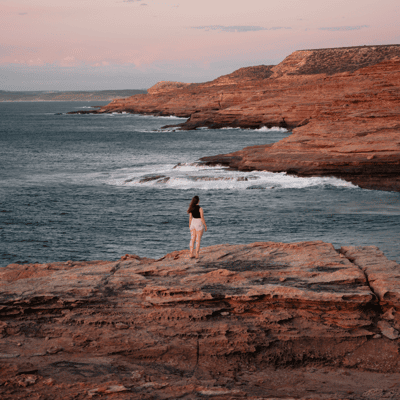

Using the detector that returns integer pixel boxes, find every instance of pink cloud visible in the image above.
[1,0,399,89]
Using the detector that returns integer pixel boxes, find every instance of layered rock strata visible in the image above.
[1,241,400,399]
[71,45,400,192]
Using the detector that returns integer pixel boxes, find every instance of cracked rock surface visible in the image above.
[1,241,400,399]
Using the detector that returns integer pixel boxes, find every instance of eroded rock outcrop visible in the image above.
[71,45,400,192]
[1,241,400,399]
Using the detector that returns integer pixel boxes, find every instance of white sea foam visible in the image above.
[255,126,288,132]
[137,114,187,120]
[128,127,185,133]
[107,162,357,191]
[218,126,288,132]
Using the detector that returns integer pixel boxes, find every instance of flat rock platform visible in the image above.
[1,241,400,399]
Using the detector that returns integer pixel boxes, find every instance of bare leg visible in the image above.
[189,229,196,257]
[195,230,204,258]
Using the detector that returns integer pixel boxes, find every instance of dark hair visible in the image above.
[187,196,199,214]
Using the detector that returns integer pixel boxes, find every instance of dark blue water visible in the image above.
[1,101,399,267]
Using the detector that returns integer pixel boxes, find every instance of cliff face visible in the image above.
[75,45,400,192]
[1,241,400,399]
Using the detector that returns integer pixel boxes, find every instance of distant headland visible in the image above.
[0,89,147,102]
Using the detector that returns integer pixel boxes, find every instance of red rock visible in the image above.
[147,81,190,95]
[377,320,399,340]
[46,346,63,355]
[115,322,129,330]
[1,241,400,398]
[75,45,400,192]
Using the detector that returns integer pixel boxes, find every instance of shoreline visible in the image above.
[69,44,400,192]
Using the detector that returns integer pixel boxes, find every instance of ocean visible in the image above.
[1,101,399,267]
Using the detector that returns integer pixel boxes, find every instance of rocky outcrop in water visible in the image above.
[1,241,400,399]
[72,45,400,192]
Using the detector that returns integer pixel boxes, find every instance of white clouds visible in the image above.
[192,25,291,33]
[122,0,148,6]
[319,25,369,31]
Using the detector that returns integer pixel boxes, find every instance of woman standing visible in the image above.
[187,196,207,259]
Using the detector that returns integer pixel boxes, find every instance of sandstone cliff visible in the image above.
[72,45,400,192]
[1,241,400,399]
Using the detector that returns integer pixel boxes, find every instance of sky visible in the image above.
[1,0,399,90]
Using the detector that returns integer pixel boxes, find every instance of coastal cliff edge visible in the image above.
[1,241,400,399]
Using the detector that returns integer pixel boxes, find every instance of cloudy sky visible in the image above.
[1,0,399,90]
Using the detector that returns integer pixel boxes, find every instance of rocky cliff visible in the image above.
[1,241,400,399]
[73,45,400,192]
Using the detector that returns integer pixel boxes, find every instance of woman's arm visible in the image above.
[189,213,192,228]
[200,208,207,231]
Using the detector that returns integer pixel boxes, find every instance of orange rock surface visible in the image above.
[75,45,400,192]
[1,241,400,399]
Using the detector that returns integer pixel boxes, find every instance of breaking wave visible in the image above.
[107,162,356,190]
[104,113,187,119]
[218,126,288,132]
[255,126,288,132]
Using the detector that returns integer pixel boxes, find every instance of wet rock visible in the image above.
[189,176,232,181]
[246,185,266,189]
[156,177,170,183]
[139,175,166,183]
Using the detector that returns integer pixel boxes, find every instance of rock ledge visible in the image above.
[1,241,400,399]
